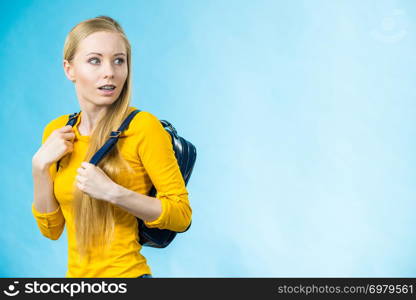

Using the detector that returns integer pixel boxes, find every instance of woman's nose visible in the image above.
[102,61,115,78]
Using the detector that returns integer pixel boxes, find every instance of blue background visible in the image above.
[0,0,415,277]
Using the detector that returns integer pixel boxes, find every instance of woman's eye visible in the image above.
[88,57,124,65]
[88,57,100,64]
[115,58,125,64]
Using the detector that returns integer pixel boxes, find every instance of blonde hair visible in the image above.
[63,16,135,259]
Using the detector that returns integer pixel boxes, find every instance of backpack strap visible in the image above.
[57,109,141,170]
[90,109,141,165]
[56,112,81,171]
[67,111,81,126]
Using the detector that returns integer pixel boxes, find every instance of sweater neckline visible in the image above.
[73,112,90,142]
[72,106,139,142]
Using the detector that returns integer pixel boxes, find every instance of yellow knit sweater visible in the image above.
[32,106,192,277]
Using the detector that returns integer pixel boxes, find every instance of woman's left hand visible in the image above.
[75,162,119,203]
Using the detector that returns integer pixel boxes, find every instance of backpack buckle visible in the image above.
[110,130,122,138]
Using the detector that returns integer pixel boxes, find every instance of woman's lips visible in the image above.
[98,88,116,96]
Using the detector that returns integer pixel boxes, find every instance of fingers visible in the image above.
[61,132,76,141]
[75,174,84,182]
[59,125,74,132]
[64,140,74,152]
[59,125,75,141]
[81,162,92,168]
[55,126,74,141]
[77,162,91,172]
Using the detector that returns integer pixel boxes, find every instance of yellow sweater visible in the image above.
[32,106,192,278]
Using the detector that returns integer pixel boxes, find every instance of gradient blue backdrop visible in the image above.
[0,0,415,277]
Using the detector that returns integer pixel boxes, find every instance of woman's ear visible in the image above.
[63,59,76,83]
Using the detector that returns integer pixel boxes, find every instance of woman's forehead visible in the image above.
[78,31,126,55]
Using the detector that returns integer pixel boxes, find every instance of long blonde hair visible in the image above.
[63,16,135,259]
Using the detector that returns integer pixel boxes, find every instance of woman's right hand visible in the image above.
[32,125,75,170]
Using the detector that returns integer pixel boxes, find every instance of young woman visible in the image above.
[31,16,192,278]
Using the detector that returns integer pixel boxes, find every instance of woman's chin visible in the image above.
[86,97,119,107]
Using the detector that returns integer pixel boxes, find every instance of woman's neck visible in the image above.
[78,104,108,136]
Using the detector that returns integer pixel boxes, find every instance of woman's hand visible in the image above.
[32,125,75,170]
[75,162,120,203]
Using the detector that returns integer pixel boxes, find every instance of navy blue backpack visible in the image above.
[57,109,196,248]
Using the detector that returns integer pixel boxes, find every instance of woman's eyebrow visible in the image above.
[86,52,126,56]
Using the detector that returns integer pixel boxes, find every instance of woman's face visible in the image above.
[63,31,128,108]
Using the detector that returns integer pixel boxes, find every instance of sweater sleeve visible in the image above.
[32,203,65,240]
[136,112,192,232]
[31,119,66,240]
